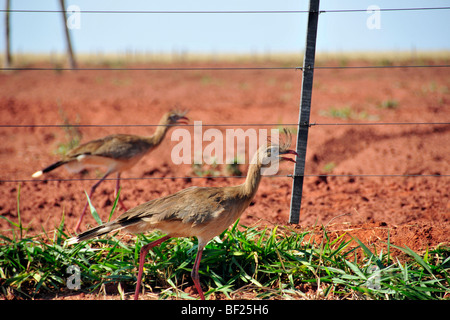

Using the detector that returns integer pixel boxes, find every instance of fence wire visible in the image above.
[1,5,449,184]
[0,66,303,71]
[2,64,450,72]
[1,122,449,129]
[2,7,450,14]
[1,173,448,185]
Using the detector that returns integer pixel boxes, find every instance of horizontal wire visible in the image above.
[308,122,450,127]
[2,65,450,72]
[298,174,450,178]
[2,7,450,14]
[1,173,448,184]
[3,9,310,14]
[0,66,303,71]
[314,65,450,69]
[1,122,449,129]
[320,7,450,14]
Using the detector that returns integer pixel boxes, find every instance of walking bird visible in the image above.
[32,110,188,232]
[67,129,297,300]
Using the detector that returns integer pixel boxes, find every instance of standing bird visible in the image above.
[67,130,297,300]
[32,110,188,232]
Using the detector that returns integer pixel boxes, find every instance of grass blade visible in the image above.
[109,188,120,222]
[85,191,102,226]
[353,236,384,269]
[17,183,23,239]
[390,244,435,276]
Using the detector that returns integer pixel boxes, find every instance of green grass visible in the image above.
[191,159,221,177]
[320,106,380,121]
[225,157,243,177]
[322,162,337,173]
[377,99,399,110]
[1,190,449,300]
[53,106,82,156]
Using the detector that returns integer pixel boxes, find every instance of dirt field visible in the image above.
[1,58,449,259]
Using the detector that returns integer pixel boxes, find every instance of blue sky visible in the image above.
[2,0,450,55]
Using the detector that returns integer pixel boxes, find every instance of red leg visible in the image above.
[134,235,171,300]
[75,171,111,233]
[115,172,128,211]
[191,244,206,300]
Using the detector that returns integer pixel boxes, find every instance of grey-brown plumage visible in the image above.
[32,110,188,232]
[67,129,297,300]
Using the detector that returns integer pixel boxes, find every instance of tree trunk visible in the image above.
[5,0,12,68]
[59,0,77,69]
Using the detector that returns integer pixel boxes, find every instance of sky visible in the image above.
[1,0,450,56]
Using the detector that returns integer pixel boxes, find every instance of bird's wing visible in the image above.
[65,134,152,160]
[64,135,115,159]
[116,186,228,227]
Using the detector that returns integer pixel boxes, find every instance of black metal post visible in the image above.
[289,0,320,224]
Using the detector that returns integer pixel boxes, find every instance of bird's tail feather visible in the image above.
[42,161,66,173]
[32,160,67,178]
[66,221,124,245]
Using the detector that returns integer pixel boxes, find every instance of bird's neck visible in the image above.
[148,120,171,146]
[241,161,263,199]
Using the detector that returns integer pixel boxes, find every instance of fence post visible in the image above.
[289,0,320,224]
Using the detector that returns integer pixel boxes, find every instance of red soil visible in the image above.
[1,60,449,258]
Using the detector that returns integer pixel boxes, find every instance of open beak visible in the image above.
[280,149,298,163]
[177,116,189,125]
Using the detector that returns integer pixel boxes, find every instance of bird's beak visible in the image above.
[280,149,298,163]
[177,116,189,125]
